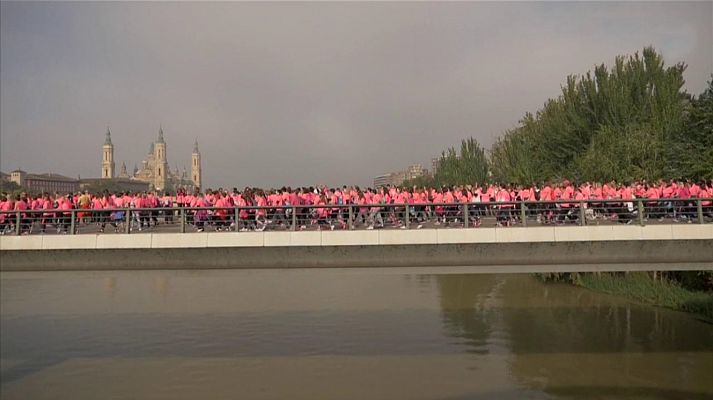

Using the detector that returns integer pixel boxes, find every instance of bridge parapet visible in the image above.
[1,224,712,251]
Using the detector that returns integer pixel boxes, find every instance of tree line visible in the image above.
[406,47,712,187]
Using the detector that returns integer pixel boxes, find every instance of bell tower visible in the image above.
[153,126,169,190]
[192,139,202,190]
[102,127,115,179]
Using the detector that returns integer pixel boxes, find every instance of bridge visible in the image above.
[1,200,712,272]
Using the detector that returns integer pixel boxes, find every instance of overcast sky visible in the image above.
[1,2,711,188]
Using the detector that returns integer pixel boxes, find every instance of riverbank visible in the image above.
[542,272,713,321]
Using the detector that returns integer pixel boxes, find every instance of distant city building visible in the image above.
[373,164,426,188]
[373,174,393,188]
[431,158,440,176]
[101,126,202,192]
[392,171,406,186]
[404,164,426,181]
[8,169,80,193]
[373,172,406,188]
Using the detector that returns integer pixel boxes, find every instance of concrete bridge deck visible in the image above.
[1,225,712,272]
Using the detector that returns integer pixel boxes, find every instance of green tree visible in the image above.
[426,137,489,186]
[488,46,690,183]
[667,76,713,180]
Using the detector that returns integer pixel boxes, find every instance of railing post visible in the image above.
[637,200,645,226]
[125,208,131,234]
[15,211,21,235]
[697,199,704,224]
[404,203,410,229]
[234,207,239,231]
[348,205,354,230]
[579,201,586,226]
[69,210,76,235]
[463,204,469,228]
[180,207,186,233]
[520,202,527,227]
[291,206,297,231]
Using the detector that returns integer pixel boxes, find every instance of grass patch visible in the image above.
[575,272,713,320]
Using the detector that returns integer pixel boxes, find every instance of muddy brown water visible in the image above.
[1,270,711,399]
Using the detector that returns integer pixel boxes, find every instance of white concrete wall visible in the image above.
[1,224,712,251]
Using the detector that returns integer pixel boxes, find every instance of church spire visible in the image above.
[193,139,200,154]
[104,126,113,145]
[157,125,165,143]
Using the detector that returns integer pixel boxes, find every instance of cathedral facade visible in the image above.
[101,127,202,192]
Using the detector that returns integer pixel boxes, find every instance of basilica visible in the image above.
[100,126,202,192]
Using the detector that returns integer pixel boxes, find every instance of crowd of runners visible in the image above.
[1,179,712,234]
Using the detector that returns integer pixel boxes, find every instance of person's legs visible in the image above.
[274,209,287,228]
[98,211,107,232]
[355,210,367,227]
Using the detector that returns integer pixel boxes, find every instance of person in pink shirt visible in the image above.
[134,192,152,231]
[58,194,74,234]
[557,183,575,223]
[96,192,118,233]
[146,192,159,226]
[352,190,369,228]
[367,189,385,229]
[495,187,512,226]
[213,192,232,231]
[269,188,289,229]
[192,193,209,232]
[314,194,332,230]
[442,188,459,225]
[35,193,54,234]
[236,191,251,231]
[657,181,672,219]
[0,194,13,234]
[13,194,31,234]
[675,183,695,221]
[411,188,430,226]
[329,189,348,230]
[254,190,268,231]
[700,184,712,220]
[431,189,445,225]
[614,183,635,224]
[572,189,587,223]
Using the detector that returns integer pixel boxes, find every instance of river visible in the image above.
[1,270,712,399]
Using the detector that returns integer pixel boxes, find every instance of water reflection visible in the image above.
[433,274,713,399]
[102,277,116,298]
[436,275,499,354]
[1,271,712,400]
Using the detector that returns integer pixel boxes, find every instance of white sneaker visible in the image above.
[366,226,374,230]
[417,224,423,229]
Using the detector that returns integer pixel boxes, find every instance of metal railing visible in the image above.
[1,198,711,235]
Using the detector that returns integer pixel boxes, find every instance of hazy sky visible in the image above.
[1,2,711,188]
